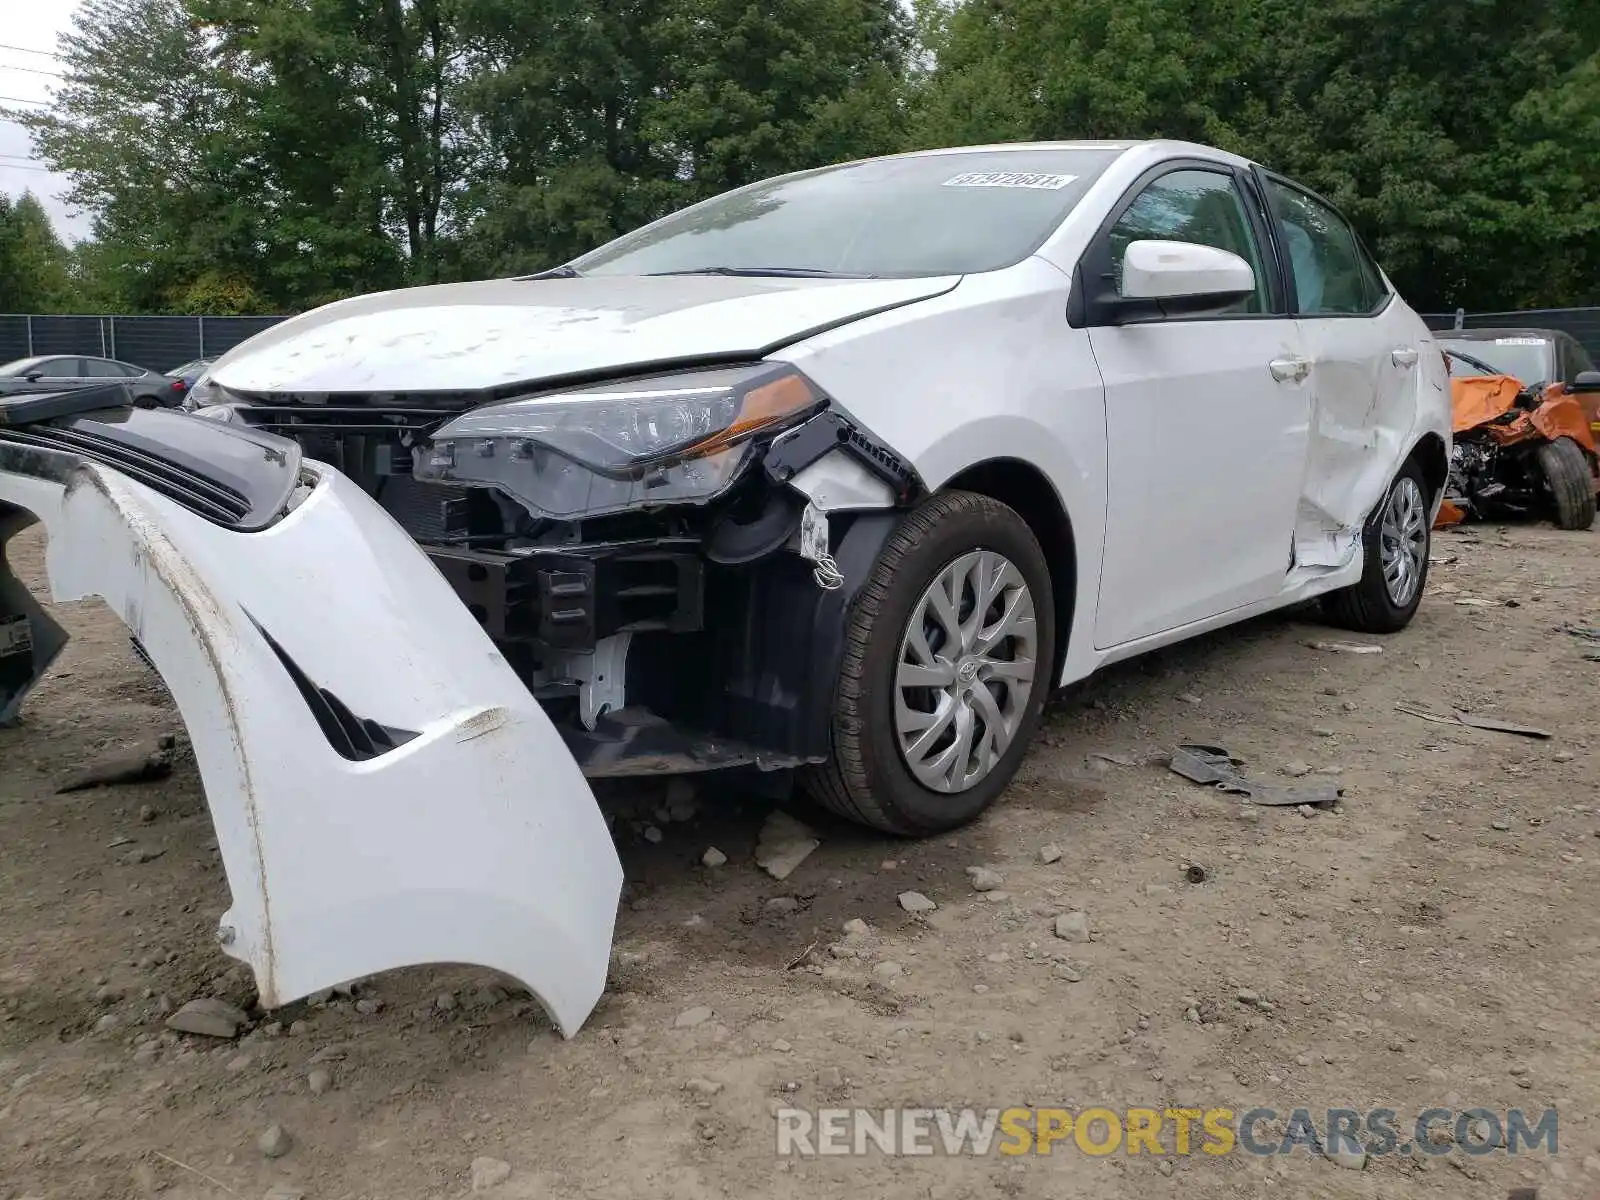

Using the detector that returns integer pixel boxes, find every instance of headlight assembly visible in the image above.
[415,363,825,519]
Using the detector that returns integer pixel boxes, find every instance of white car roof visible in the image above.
[880,139,1257,171]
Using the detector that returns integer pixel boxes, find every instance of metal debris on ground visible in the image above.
[1304,640,1384,655]
[1394,701,1551,740]
[1087,751,1139,768]
[1167,744,1340,807]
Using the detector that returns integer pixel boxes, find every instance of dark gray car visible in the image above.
[0,355,185,408]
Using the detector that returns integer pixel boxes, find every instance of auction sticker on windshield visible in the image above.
[942,171,1076,189]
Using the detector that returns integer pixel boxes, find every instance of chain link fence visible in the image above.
[1423,307,1600,360]
[0,314,289,374]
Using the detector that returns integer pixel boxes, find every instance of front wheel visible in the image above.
[801,491,1056,835]
[1536,437,1596,531]
[1320,459,1431,634]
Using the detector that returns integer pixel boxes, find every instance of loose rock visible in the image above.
[1284,761,1312,777]
[307,1067,332,1095]
[1054,964,1083,983]
[872,961,904,982]
[166,997,250,1039]
[842,918,871,936]
[1298,804,1319,818]
[263,1185,307,1200]
[665,779,699,823]
[1322,1142,1366,1171]
[258,1123,292,1159]
[700,846,728,868]
[1038,844,1063,864]
[57,739,175,792]
[898,891,937,913]
[683,1077,724,1097]
[435,991,459,1013]
[642,825,664,844]
[1490,819,1512,831]
[470,1156,512,1191]
[674,1005,713,1029]
[1053,911,1091,942]
[965,866,1004,892]
[754,811,821,881]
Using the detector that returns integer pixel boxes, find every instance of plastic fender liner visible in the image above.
[0,450,621,1037]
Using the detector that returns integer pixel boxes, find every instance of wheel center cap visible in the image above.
[956,658,981,686]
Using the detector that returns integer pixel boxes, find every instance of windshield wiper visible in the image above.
[644,266,877,279]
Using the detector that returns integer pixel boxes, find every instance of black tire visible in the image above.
[1536,437,1596,531]
[1320,458,1431,634]
[800,491,1056,835]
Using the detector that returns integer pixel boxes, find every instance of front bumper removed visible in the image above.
[0,438,622,1036]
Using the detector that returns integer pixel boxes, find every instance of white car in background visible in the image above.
[0,140,1450,1035]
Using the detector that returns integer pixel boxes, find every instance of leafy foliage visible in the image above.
[5,0,1597,313]
[0,193,73,311]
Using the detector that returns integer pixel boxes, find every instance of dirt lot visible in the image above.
[2,519,1599,1200]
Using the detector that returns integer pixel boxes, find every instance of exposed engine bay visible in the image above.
[1438,354,1599,531]
[202,368,923,778]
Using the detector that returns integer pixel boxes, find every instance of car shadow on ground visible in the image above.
[601,602,1319,977]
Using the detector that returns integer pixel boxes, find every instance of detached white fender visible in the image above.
[0,458,621,1036]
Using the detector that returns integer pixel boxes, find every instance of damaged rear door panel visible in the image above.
[1260,173,1435,572]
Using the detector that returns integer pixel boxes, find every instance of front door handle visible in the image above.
[1269,357,1311,383]
[1392,347,1419,368]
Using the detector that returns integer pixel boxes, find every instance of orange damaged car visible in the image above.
[1437,329,1600,531]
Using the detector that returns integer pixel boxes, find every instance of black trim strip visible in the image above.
[250,619,419,761]
[0,426,250,525]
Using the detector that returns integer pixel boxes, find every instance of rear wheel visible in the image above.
[1536,436,1596,531]
[1320,459,1431,634]
[801,491,1055,835]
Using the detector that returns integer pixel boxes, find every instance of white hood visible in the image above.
[211,274,960,394]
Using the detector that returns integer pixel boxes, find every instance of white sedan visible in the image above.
[0,140,1450,1034]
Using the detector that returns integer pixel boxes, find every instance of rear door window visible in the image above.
[1263,179,1385,315]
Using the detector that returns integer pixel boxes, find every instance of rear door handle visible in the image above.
[1269,357,1311,383]
[1392,347,1419,368]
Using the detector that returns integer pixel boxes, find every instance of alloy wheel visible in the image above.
[893,549,1038,793]
[1380,475,1427,607]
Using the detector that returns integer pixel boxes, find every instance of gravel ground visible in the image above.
[2,519,1598,1200]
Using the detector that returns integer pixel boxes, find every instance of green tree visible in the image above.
[0,193,73,311]
[451,0,913,275]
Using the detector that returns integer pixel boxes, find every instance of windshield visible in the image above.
[572,148,1124,279]
[1441,336,1554,385]
[0,357,45,376]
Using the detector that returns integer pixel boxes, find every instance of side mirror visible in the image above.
[22,371,43,382]
[1573,370,1600,394]
[1120,240,1257,305]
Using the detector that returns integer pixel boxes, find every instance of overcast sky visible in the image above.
[0,0,87,242]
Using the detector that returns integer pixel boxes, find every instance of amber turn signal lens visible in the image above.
[683,371,820,458]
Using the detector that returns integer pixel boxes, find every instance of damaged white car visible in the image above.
[0,140,1450,1035]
